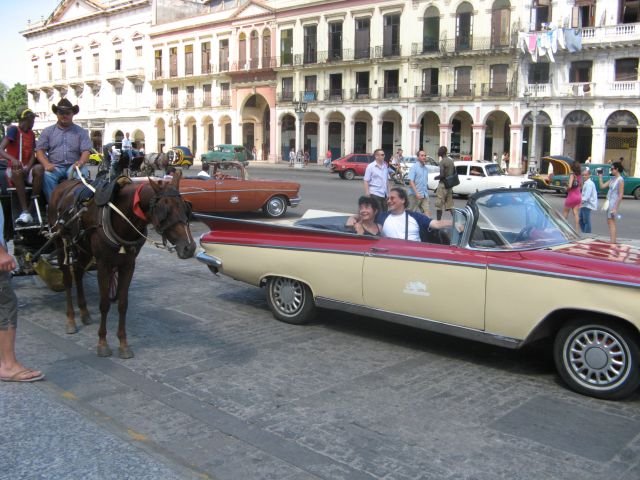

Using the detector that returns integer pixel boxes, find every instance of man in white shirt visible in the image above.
[364,148,390,212]
[381,187,451,241]
[579,166,597,233]
[197,163,211,178]
[122,132,133,154]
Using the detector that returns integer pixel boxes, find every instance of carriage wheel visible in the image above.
[109,269,119,302]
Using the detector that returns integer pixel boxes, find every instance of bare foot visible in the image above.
[0,364,44,382]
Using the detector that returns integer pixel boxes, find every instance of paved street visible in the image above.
[1,165,640,480]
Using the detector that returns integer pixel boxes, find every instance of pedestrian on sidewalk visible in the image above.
[579,166,597,233]
[0,206,44,383]
[598,162,624,244]
[288,147,295,167]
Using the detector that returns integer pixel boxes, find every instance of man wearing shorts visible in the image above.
[0,108,44,225]
[0,205,44,382]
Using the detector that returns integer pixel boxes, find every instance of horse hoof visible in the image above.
[118,346,134,359]
[81,314,91,326]
[97,345,113,357]
[66,324,78,334]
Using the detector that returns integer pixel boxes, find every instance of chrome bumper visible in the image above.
[196,251,223,274]
[289,196,301,208]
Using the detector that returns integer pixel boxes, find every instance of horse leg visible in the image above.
[115,263,136,359]
[96,264,113,357]
[61,262,77,334]
[74,256,92,326]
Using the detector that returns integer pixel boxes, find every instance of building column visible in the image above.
[509,124,523,174]
[472,124,486,161]
[371,119,382,152]
[439,123,452,152]
[591,126,606,165]
[550,125,564,158]
[318,113,328,164]
[196,119,206,162]
[269,107,277,162]
[345,118,353,154]
[409,122,420,154]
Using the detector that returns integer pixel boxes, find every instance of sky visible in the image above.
[1,0,61,88]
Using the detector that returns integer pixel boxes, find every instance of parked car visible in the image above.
[178,161,300,218]
[427,161,536,195]
[550,163,640,199]
[196,188,640,400]
[330,153,373,180]
[390,155,440,185]
[201,144,249,166]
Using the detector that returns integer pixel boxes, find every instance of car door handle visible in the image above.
[370,247,389,253]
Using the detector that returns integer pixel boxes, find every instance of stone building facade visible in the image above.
[23,0,640,175]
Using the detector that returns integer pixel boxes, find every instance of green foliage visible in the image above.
[0,82,28,137]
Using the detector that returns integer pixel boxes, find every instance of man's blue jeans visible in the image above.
[43,165,90,201]
[579,207,592,233]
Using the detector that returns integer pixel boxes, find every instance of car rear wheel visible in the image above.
[633,187,640,200]
[338,172,345,179]
[553,319,639,400]
[343,169,356,180]
[263,195,287,218]
[266,276,316,325]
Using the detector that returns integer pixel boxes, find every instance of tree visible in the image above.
[0,82,28,137]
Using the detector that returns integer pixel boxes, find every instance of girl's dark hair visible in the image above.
[390,187,409,208]
[571,161,582,175]
[612,161,624,174]
[437,146,448,157]
[358,195,379,212]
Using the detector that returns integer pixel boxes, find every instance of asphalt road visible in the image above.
[247,164,640,241]
[3,164,639,480]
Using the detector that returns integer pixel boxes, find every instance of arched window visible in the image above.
[491,1,511,47]
[456,2,474,51]
[423,7,440,53]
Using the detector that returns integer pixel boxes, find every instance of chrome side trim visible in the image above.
[489,263,640,289]
[315,297,522,349]
[289,196,301,207]
[199,241,486,268]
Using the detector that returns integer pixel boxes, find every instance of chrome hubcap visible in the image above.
[272,278,303,315]
[268,198,285,216]
[565,327,629,389]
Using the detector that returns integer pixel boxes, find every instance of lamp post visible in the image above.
[293,99,307,169]
[523,90,544,175]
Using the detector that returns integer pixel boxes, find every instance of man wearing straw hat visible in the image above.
[0,108,44,224]
[35,98,92,201]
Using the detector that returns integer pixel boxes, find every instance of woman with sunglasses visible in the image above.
[598,162,624,243]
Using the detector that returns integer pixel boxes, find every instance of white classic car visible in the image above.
[428,161,536,196]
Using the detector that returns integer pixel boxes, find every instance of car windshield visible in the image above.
[468,190,579,250]
[485,164,502,176]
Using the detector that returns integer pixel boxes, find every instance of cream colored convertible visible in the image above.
[197,189,640,400]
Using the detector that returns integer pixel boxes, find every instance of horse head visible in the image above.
[147,170,196,259]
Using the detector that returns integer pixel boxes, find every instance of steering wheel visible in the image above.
[514,226,534,243]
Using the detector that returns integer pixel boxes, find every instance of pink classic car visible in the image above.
[196,189,640,400]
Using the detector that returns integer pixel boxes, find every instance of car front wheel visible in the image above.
[263,196,287,218]
[266,276,316,325]
[633,187,640,200]
[554,319,639,400]
[343,169,356,180]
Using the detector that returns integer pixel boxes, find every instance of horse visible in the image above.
[141,152,169,176]
[48,170,196,358]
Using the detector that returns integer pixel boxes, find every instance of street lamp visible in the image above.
[293,99,307,169]
[523,90,545,175]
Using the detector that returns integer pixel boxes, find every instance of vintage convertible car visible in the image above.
[179,161,300,218]
[196,188,640,400]
[428,161,536,195]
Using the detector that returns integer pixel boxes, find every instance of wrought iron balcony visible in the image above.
[379,86,401,99]
[412,34,516,56]
[324,89,344,102]
[350,87,371,100]
[276,91,294,102]
[414,85,441,98]
[220,95,230,106]
[446,84,476,97]
[481,82,514,97]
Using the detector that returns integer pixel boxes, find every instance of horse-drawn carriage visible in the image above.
[1,166,196,357]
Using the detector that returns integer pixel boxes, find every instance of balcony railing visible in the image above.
[186,96,194,108]
[481,82,514,97]
[302,90,318,102]
[350,87,371,100]
[202,96,211,107]
[276,91,294,102]
[379,86,401,99]
[220,95,230,106]
[525,83,551,96]
[412,34,516,56]
[155,99,163,109]
[582,22,640,46]
[446,84,476,97]
[414,85,441,98]
[324,89,344,101]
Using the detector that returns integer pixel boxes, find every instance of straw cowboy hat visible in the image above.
[52,98,79,115]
